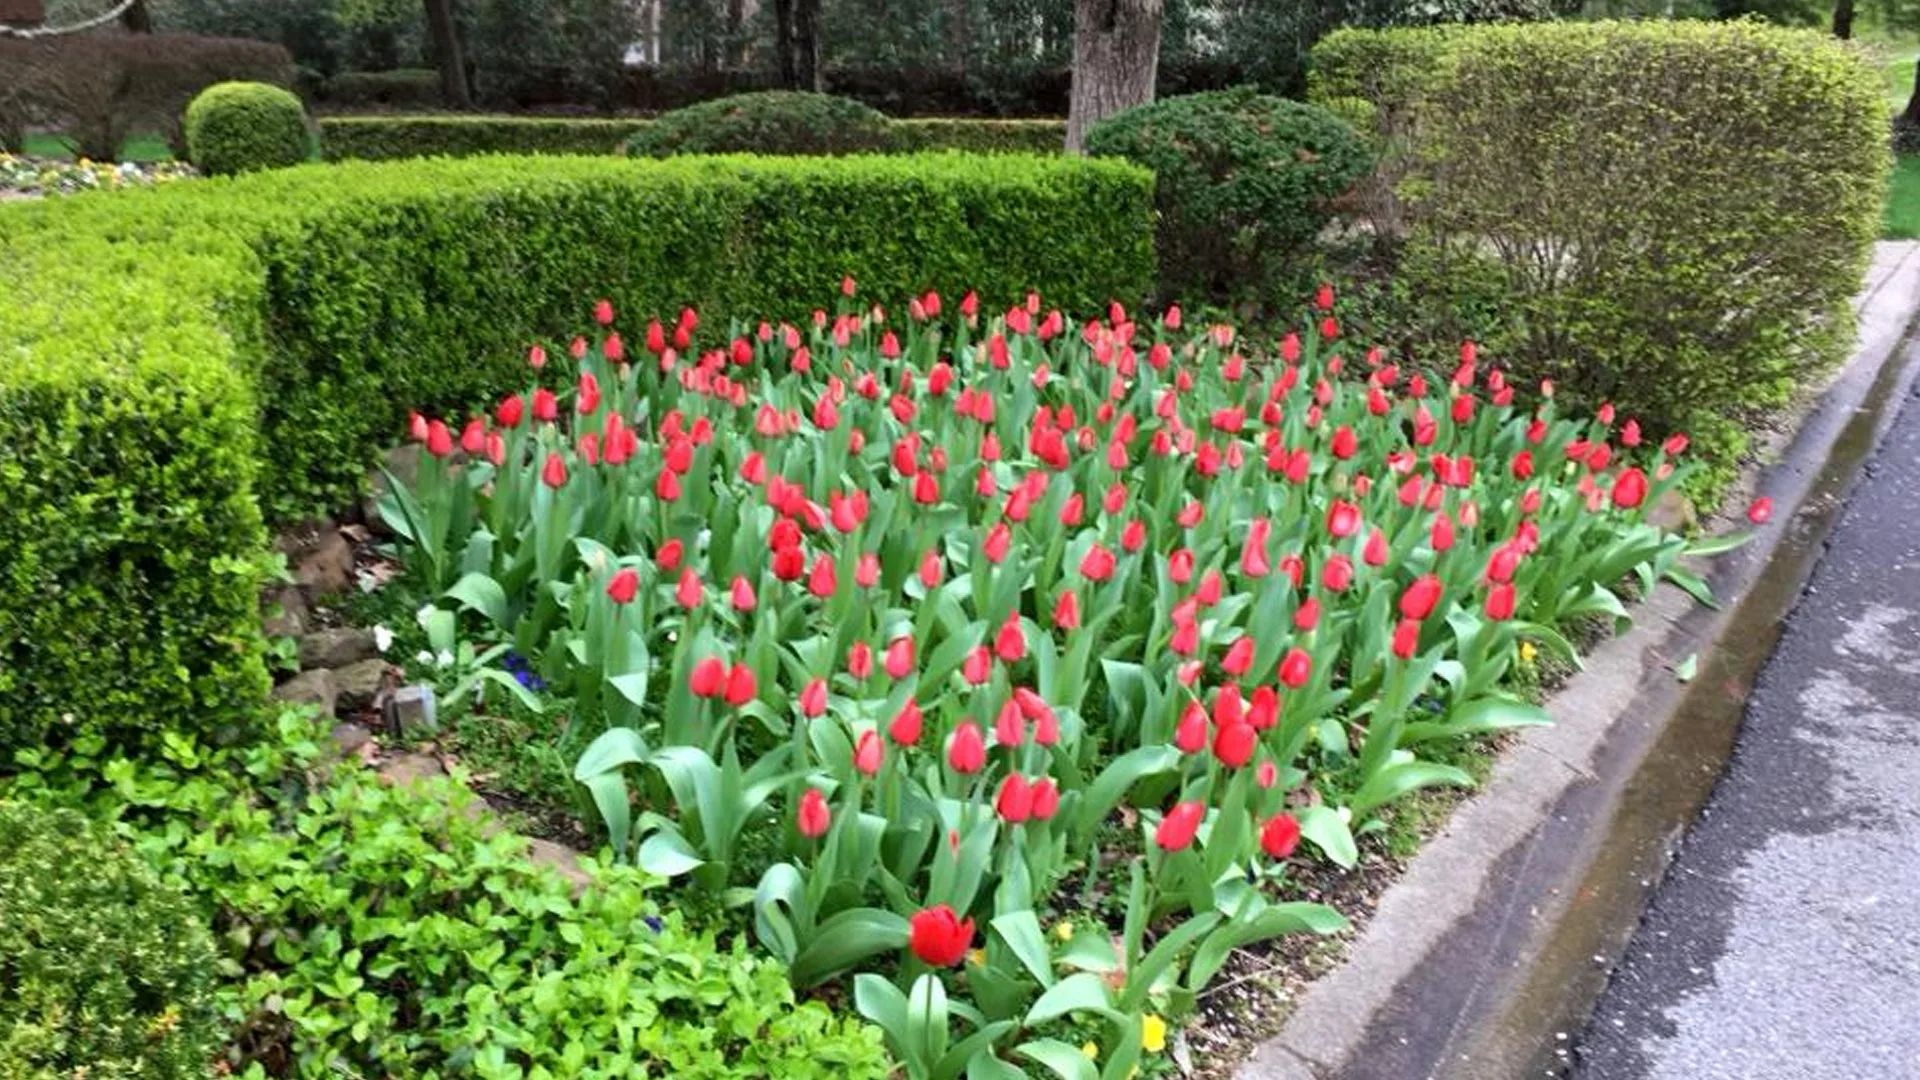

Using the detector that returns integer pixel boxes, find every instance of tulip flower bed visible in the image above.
[383,285,1740,1077]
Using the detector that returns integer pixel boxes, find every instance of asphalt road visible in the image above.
[1568,379,1920,1080]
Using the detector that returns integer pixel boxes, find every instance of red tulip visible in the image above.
[995,773,1035,823]
[1486,583,1516,621]
[533,388,557,422]
[797,788,831,838]
[884,636,915,679]
[1261,813,1302,859]
[541,451,568,489]
[1155,801,1205,851]
[1363,528,1388,567]
[889,698,924,746]
[1663,432,1690,456]
[593,298,615,325]
[527,344,548,370]
[1256,760,1279,789]
[947,721,986,773]
[606,568,639,605]
[655,539,683,571]
[1294,597,1321,632]
[1748,496,1773,524]
[1213,722,1257,768]
[1326,500,1361,539]
[1612,467,1648,509]
[800,677,828,718]
[983,523,1012,564]
[848,641,873,679]
[727,575,756,611]
[1079,543,1117,582]
[1222,636,1255,677]
[459,418,486,455]
[1331,425,1357,459]
[856,553,881,589]
[908,905,973,967]
[1052,589,1082,630]
[995,614,1027,662]
[689,656,727,698]
[994,699,1025,748]
[1323,553,1354,592]
[675,568,702,609]
[1486,545,1520,584]
[1030,777,1060,821]
[1278,647,1312,689]
[854,729,883,777]
[723,662,757,706]
[962,646,992,685]
[1399,574,1443,620]
[1391,617,1421,659]
[1431,512,1455,552]
[1174,701,1208,754]
[495,394,524,429]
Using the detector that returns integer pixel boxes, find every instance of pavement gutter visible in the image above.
[1234,241,1920,1080]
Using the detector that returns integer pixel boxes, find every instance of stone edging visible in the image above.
[1236,242,1920,1080]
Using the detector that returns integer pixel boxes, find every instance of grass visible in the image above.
[18,131,174,162]
[1885,155,1920,240]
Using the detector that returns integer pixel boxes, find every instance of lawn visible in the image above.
[1886,155,1920,239]
[19,131,174,162]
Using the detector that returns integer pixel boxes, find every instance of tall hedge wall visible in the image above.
[0,152,1154,761]
[1309,21,1889,466]
[318,115,1069,161]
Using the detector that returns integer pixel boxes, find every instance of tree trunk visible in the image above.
[421,0,472,109]
[773,0,795,84]
[120,0,151,32]
[1066,0,1163,153]
[1901,59,1920,135]
[793,0,821,91]
[1832,0,1854,39]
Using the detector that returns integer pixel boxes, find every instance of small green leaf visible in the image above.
[444,571,509,627]
[1673,653,1697,683]
[636,829,704,878]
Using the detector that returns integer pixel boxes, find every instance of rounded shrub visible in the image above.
[0,801,222,1078]
[623,90,891,157]
[1086,87,1372,302]
[185,80,311,176]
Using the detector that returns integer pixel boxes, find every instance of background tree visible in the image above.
[1066,0,1164,151]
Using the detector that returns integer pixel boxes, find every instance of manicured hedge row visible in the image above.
[0,153,1154,759]
[1309,21,1888,469]
[319,114,1067,161]
[320,115,648,159]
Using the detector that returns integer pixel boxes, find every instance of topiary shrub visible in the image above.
[0,801,222,1078]
[623,90,891,157]
[185,81,311,176]
[1312,21,1889,484]
[1085,87,1372,303]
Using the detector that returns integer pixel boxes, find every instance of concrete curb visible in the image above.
[1235,242,1920,1080]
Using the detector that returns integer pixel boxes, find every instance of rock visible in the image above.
[384,684,438,734]
[262,585,308,639]
[272,669,337,719]
[294,528,355,599]
[527,838,593,895]
[1649,488,1697,532]
[299,627,378,670]
[328,721,372,757]
[333,658,392,712]
[378,751,445,789]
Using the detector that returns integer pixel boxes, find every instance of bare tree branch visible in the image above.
[0,0,136,39]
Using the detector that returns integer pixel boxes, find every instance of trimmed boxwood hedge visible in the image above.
[321,115,649,159]
[1309,21,1888,472]
[0,153,1154,760]
[319,114,1068,161]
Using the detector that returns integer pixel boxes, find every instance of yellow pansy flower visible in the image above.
[1141,1013,1167,1053]
[1519,641,1538,664]
[1080,1042,1098,1060]
[1053,920,1074,942]
[967,948,987,968]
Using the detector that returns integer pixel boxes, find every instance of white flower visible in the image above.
[373,626,393,653]
[415,650,434,665]
[436,649,455,668]
[416,604,437,627]
[1338,805,1353,825]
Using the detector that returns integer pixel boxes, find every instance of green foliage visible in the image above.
[1886,153,1920,238]
[322,67,443,107]
[185,81,314,175]
[0,801,222,1079]
[127,758,891,1078]
[0,152,1154,761]
[884,118,1067,154]
[321,114,1068,161]
[623,91,893,157]
[320,115,647,159]
[1085,87,1372,303]
[1311,21,1889,465]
